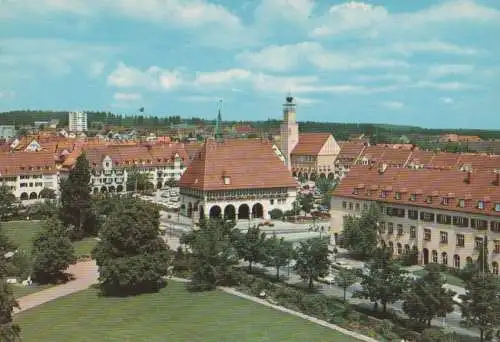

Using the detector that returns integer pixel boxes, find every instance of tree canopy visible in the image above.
[0,186,18,221]
[293,237,330,289]
[92,198,171,296]
[342,203,380,260]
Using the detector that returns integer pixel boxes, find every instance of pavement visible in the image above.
[14,260,98,315]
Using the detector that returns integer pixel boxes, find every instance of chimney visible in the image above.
[465,169,472,184]
[495,169,500,186]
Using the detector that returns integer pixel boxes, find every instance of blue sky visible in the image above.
[0,0,499,129]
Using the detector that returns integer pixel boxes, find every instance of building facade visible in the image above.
[68,111,88,132]
[0,150,59,202]
[179,139,298,222]
[330,165,500,272]
[0,125,16,140]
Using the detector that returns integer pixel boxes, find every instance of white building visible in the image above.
[179,139,298,222]
[0,150,59,203]
[68,111,88,132]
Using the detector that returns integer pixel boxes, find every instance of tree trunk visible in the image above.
[427,319,431,327]
[248,261,252,272]
[276,267,280,280]
[343,287,346,302]
[382,301,387,313]
[480,329,484,342]
[308,277,314,289]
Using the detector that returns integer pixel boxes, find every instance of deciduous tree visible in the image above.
[402,263,455,326]
[0,280,21,342]
[263,234,293,280]
[234,225,267,272]
[354,247,408,313]
[293,237,330,289]
[92,198,171,296]
[0,185,18,221]
[335,268,357,302]
[342,203,380,260]
[460,272,500,342]
[31,217,76,284]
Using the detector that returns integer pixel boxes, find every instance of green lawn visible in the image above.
[413,269,465,287]
[73,237,98,257]
[15,281,361,342]
[2,220,41,252]
[11,284,53,299]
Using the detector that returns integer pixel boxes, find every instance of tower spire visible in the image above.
[215,98,223,141]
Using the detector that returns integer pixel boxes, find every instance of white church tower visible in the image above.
[280,94,299,170]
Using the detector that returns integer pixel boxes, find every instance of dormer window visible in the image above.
[395,192,401,200]
[495,203,500,212]
[459,199,465,208]
[223,176,231,185]
[352,188,359,195]
[477,200,485,209]
[426,196,432,203]
[410,194,417,201]
[441,197,449,205]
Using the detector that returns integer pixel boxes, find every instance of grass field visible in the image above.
[11,284,53,298]
[1,220,97,257]
[15,281,361,342]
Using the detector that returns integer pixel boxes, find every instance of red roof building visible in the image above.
[179,139,298,222]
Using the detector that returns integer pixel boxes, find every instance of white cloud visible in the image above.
[0,90,15,99]
[389,41,478,56]
[412,81,473,91]
[381,101,405,110]
[311,0,500,37]
[440,97,454,104]
[180,95,223,102]
[237,42,409,72]
[89,62,106,77]
[254,0,315,24]
[113,92,142,101]
[294,96,322,105]
[107,62,182,91]
[355,74,411,83]
[194,69,251,85]
[426,64,475,79]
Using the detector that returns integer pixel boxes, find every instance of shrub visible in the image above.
[268,209,283,220]
[299,294,329,319]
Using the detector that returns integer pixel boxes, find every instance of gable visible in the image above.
[318,135,340,156]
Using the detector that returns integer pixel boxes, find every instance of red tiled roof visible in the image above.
[291,133,331,155]
[337,141,367,161]
[179,139,298,191]
[360,145,412,166]
[333,164,500,217]
[0,150,58,176]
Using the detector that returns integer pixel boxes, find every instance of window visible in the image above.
[397,224,403,236]
[475,236,485,248]
[424,229,431,241]
[352,188,359,195]
[426,196,432,203]
[456,234,465,247]
[408,209,419,220]
[348,202,353,210]
[477,200,485,209]
[493,262,499,275]
[409,226,416,239]
[355,203,360,211]
[437,214,452,225]
[441,197,449,205]
[397,243,402,255]
[342,201,347,209]
[270,199,274,205]
[459,199,465,208]
[395,192,401,200]
[388,241,394,252]
[441,252,448,265]
[420,212,435,222]
[491,221,500,233]
[410,193,417,201]
[471,219,488,230]
[363,203,368,210]
[432,250,438,263]
[379,222,386,234]
[454,255,460,268]
[495,240,500,254]
[496,203,500,212]
[388,223,394,235]
[453,216,469,228]
[440,231,448,244]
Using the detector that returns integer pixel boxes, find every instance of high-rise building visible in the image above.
[68,111,88,132]
[279,95,299,170]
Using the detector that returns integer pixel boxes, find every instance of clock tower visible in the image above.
[280,94,299,170]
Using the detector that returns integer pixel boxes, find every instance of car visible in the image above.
[318,275,335,284]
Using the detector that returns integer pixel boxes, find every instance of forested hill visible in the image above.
[1,110,500,141]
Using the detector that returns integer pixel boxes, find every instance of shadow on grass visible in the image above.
[94,279,168,298]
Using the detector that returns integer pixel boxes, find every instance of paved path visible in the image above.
[14,261,98,315]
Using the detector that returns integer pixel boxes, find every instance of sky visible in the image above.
[0,0,499,129]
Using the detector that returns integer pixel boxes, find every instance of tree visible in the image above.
[460,273,500,342]
[293,237,330,289]
[181,219,239,291]
[335,268,357,302]
[234,226,267,272]
[92,198,171,296]
[420,328,459,342]
[268,208,283,220]
[0,185,18,221]
[315,178,336,209]
[126,166,152,192]
[59,153,97,239]
[165,177,178,188]
[342,203,380,260]
[0,280,21,342]
[31,217,76,284]
[263,234,293,280]
[402,263,455,326]
[39,187,56,199]
[298,193,314,214]
[354,247,409,313]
